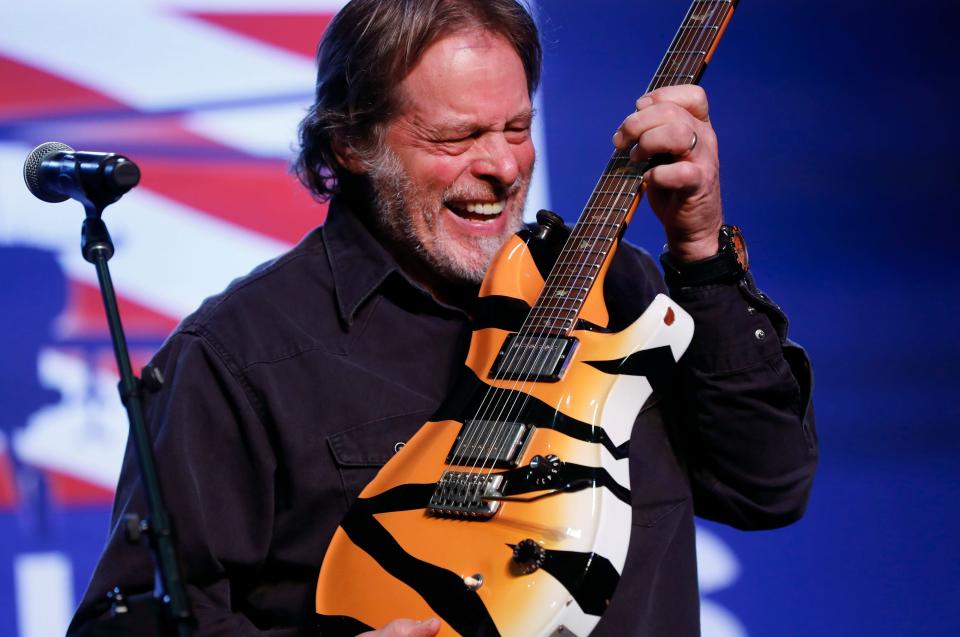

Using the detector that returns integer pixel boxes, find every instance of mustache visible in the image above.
[442,175,526,204]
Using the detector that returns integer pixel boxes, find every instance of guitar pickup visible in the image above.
[489,334,578,382]
[447,420,533,469]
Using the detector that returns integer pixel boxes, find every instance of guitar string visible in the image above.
[437,0,711,482]
[467,0,728,498]
[468,1,729,491]
[457,0,720,499]
[438,0,726,505]
[462,2,724,496]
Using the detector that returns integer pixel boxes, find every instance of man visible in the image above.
[70,1,817,635]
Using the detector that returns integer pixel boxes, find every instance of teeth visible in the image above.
[462,201,505,215]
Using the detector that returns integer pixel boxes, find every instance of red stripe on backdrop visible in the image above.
[0,55,127,120]
[187,13,334,60]
[60,280,180,338]
[0,451,18,509]
[46,470,115,505]
[25,114,231,156]
[137,157,327,246]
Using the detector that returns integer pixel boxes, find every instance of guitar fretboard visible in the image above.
[524,0,737,337]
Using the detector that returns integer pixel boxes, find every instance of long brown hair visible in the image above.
[294,0,542,201]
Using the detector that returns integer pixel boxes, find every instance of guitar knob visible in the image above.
[512,538,547,574]
[525,454,563,486]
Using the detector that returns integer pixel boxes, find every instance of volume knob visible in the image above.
[512,538,546,574]
[525,454,563,487]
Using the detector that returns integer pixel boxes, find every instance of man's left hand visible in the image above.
[612,85,723,262]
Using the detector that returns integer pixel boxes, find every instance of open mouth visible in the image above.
[445,200,505,222]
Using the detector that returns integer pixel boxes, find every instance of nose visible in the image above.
[470,133,520,186]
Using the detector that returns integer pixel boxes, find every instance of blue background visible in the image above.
[537,1,960,634]
[1,1,958,635]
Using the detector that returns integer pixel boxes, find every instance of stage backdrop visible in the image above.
[1,1,957,636]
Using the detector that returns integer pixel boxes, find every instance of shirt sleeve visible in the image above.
[667,272,818,530]
[68,328,280,636]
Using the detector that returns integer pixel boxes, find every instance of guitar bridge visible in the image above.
[428,472,505,518]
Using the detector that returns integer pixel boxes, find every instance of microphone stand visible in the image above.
[78,194,195,636]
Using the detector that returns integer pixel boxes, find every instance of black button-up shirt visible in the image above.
[70,198,816,636]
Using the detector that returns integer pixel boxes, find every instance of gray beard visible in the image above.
[366,147,527,285]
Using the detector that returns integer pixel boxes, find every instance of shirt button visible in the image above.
[754,329,766,341]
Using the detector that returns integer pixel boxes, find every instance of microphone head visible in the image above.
[23,141,74,203]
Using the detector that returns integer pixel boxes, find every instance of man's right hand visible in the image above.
[359,618,441,637]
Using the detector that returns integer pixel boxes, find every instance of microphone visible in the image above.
[22,142,141,206]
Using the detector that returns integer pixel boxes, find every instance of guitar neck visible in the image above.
[525,0,738,336]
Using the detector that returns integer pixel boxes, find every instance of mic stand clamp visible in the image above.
[80,196,195,636]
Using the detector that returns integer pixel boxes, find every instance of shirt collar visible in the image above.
[323,195,482,324]
[322,197,404,326]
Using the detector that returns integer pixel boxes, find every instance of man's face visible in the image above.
[367,29,535,285]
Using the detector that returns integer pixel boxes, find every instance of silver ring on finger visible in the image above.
[687,130,698,154]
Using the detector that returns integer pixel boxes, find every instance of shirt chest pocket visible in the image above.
[326,409,435,508]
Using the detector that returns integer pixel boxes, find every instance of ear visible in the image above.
[332,138,367,174]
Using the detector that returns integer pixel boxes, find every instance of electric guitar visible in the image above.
[316,1,738,634]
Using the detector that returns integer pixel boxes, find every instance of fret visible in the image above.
[588,191,636,208]
[548,255,606,276]
[688,0,730,20]
[590,184,635,197]
[524,317,574,334]
[580,205,627,218]
[561,248,610,257]
[574,220,619,229]
[606,154,636,170]
[652,72,696,83]
[543,283,590,294]
[651,0,731,93]
[525,0,737,338]
[659,51,707,77]
[538,291,586,305]
[604,154,641,172]
[568,224,620,240]
[586,196,633,209]
[541,287,589,301]
[608,152,633,165]
[528,305,578,317]
[534,305,584,315]
[592,188,636,195]
[528,316,573,326]
[566,237,613,250]
[541,277,593,296]
[680,3,729,32]
[583,205,629,213]
[552,261,601,273]
[524,322,571,336]
[599,169,641,180]
[547,271,597,280]
[556,246,609,259]
[561,234,616,251]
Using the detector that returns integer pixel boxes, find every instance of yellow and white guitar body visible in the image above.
[315,230,693,636]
